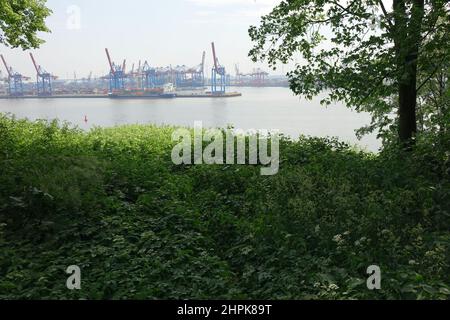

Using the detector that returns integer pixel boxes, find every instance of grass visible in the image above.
[0,114,449,299]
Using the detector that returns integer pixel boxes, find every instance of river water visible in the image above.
[0,87,380,152]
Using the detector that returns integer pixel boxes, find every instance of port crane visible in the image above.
[105,48,125,93]
[193,51,206,88]
[137,60,142,89]
[126,61,147,90]
[235,64,247,86]
[250,68,269,86]
[30,53,56,96]
[1,54,29,97]
[142,60,157,89]
[174,64,187,88]
[174,51,206,88]
[142,61,172,89]
[122,59,127,74]
[211,42,226,94]
[234,65,269,86]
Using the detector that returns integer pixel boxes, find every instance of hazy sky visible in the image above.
[0,0,286,79]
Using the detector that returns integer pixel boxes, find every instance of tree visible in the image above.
[0,0,51,49]
[249,0,450,146]
[417,17,449,138]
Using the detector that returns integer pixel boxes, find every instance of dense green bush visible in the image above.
[0,114,449,299]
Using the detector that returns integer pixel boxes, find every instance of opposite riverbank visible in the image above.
[0,92,242,100]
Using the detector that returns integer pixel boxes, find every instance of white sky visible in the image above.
[0,0,286,79]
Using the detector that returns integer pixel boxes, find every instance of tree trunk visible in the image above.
[393,0,424,146]
[398,59,418,143]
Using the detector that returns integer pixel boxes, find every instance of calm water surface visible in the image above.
[0,87,380,152]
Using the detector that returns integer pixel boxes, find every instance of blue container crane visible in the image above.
[30,53,55,96]
[192,51,206,88]
[1,54,29,97]
[105,48,125,93]
[211,42,226,95]
[142,61,157,89]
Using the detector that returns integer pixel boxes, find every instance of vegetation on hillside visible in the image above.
[1,115,448,299]
[0,0,448,301]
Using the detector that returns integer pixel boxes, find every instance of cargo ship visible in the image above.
[108,84,176,99]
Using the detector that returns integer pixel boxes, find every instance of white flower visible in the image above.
[329,284,339,290]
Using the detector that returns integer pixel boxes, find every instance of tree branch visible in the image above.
[417,56,448,92]
[378,0,394,31]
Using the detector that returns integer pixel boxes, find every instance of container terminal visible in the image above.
[0,42,286,100]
